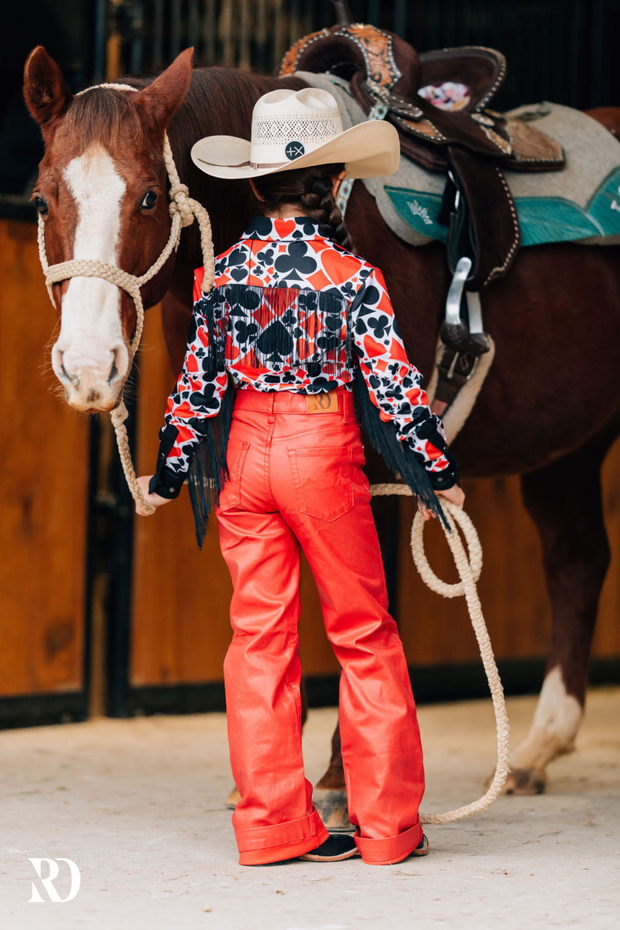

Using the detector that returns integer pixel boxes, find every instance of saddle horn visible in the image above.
[330,0,353,26]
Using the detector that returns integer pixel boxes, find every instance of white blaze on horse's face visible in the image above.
[51,144,129,412]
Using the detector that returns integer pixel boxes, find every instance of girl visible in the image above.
[137,88,464,866]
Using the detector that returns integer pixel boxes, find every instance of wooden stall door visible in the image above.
[0,220,90,725]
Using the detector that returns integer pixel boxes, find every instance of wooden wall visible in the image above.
[0,220,89,698]
[131,304,620,688]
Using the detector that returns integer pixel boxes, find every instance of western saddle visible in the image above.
[279,23,566,413]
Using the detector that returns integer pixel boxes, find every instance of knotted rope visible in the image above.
[38,82,215,514]
[370,484,510,824]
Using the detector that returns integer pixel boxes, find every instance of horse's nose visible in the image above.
[52,342,129,411]
[54,343,127,384]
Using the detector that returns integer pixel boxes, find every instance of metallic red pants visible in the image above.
[215,387,425,865]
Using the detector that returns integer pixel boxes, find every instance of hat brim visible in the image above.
[190,120,400,180]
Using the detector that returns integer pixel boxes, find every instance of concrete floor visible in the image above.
[1,688,619,930]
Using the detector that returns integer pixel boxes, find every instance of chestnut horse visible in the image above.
[24,46,620,823]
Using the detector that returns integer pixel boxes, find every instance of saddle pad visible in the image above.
[296,72,620,248]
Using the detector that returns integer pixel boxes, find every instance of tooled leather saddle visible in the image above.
[280,23,564,292]
[279,22,566,412]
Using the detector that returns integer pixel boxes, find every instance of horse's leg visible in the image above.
[313,481,398,831]
[312,717,350,830]
[502,418,619,794]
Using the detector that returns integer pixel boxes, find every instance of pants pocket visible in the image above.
[287,445,354,522]
[217,439,250,512]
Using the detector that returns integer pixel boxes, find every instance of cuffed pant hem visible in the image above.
[237,808,329,865]
[354,820,423,865]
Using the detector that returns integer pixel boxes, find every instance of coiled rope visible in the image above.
[370,483,510,823]
[37,82,215,515]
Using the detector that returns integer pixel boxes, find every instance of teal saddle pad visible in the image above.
[385,167,620,248]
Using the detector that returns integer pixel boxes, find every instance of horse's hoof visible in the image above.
[226,786,240,809]
[492,767,547,795]
[313,788,353,832]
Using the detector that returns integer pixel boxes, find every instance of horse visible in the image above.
[23,44,620,826]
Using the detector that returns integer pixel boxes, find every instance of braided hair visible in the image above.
[251,163,354,252]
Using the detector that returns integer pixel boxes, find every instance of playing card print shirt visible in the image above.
[159,216,454,483]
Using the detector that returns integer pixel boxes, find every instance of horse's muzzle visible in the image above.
[52,341,128,413]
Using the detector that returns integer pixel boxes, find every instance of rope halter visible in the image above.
[37,82,216,514]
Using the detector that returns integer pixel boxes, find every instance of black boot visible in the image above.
[299,833,359,862]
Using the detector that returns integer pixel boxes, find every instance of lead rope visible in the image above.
[37,82,215,515]
[370,485,510,824]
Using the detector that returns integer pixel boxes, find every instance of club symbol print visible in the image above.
[285,141,305,161]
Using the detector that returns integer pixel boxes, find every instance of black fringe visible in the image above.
[351,367,450,531]
[186,375,235,549]
[204,284,354,375]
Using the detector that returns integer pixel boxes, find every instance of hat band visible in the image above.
[197,157,291,171]
[249,160,290,170]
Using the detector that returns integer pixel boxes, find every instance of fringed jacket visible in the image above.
[150,216,459,545]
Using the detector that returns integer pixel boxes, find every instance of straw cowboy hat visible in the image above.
[190,87,400,180]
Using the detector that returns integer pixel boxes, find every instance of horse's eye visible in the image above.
[141,190,158,210]
[34,195,48,216]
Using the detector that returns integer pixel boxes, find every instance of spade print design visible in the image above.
[256,319,294,363]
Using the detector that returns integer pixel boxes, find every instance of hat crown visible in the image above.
[249,88,344,168]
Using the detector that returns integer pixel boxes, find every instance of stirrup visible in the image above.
[432,257,491,415]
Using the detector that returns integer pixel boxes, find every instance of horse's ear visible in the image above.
[134,48,194,132]
[24,46,72,130]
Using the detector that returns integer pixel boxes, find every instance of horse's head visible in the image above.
[24,47,193,412]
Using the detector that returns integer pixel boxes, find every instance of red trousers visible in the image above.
[215,387,425,865]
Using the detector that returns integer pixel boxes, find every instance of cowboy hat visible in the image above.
[190,87,400,180]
